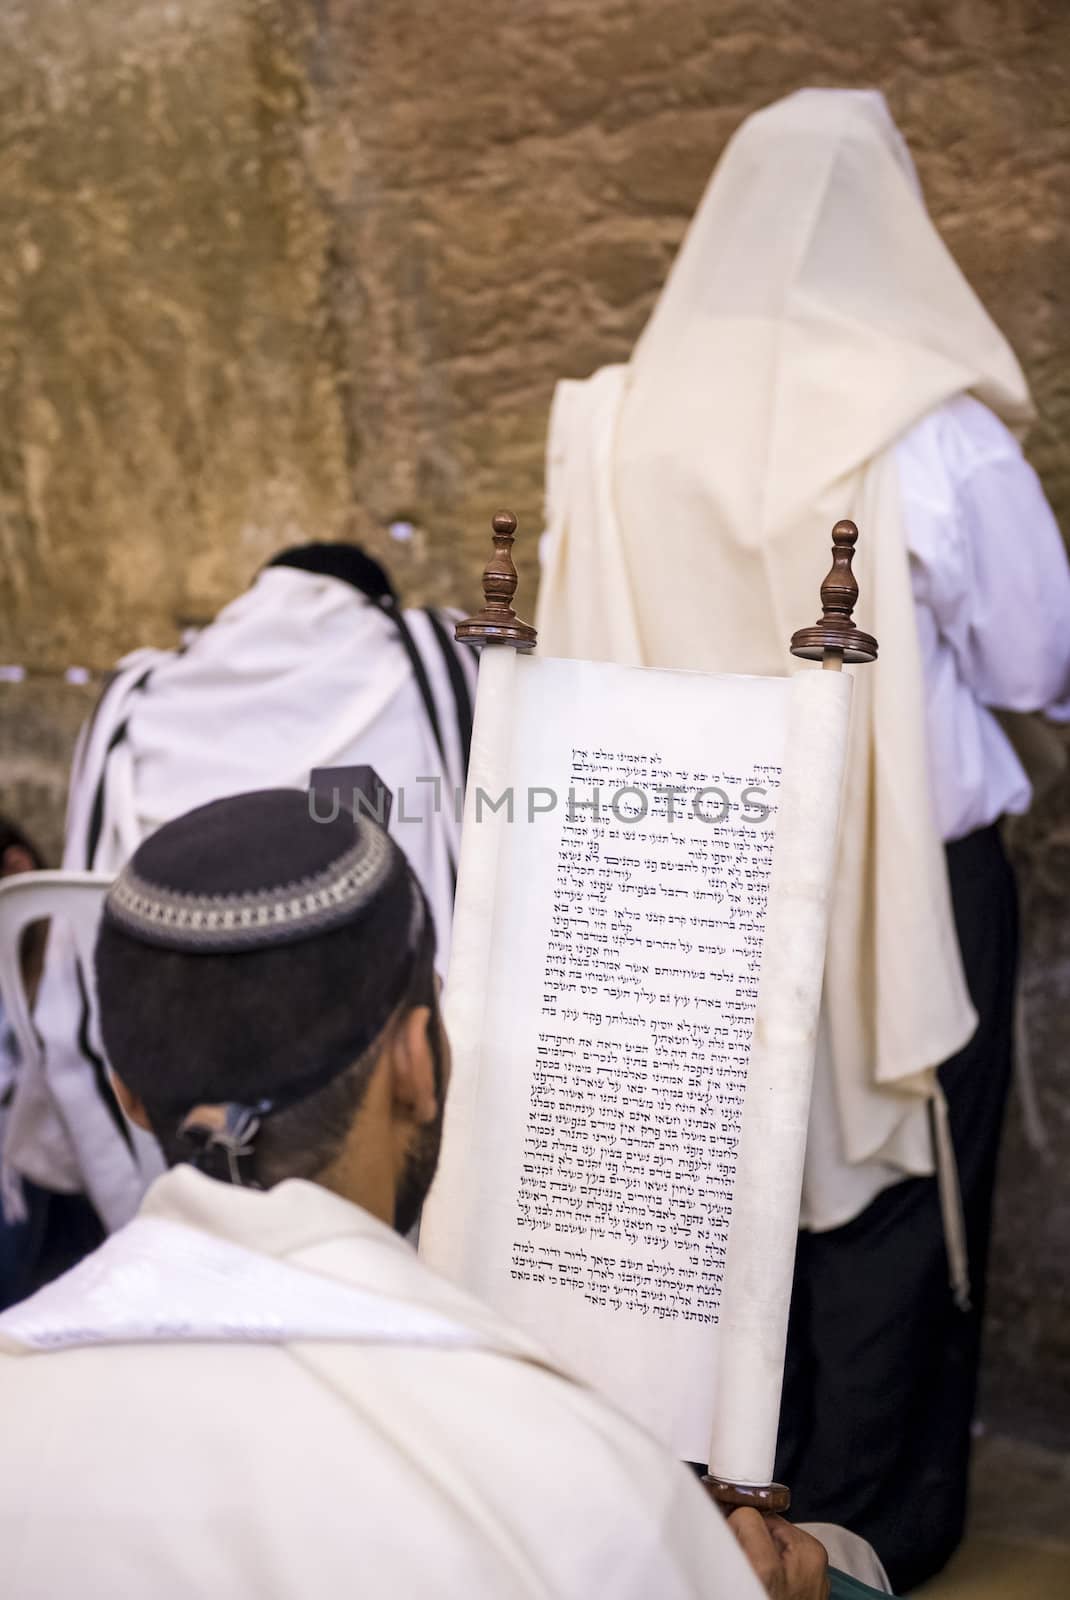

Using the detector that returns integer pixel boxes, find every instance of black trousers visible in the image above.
[774,824,1018,1595]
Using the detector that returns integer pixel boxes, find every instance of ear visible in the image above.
[110,1073,153,1132]
[387,1004,440,1127]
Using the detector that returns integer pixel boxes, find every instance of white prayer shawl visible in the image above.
[3,567,476,1230]
[0,1168,767,1600]
[0,1215,484,1353]
[536,89,1033,1234]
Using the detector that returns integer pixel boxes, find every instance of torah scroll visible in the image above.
[419,651,851,1482]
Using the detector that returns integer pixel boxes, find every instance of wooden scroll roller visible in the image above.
[702,1479,794,1516]
[703,520,877,1522]
[455,511,537,651]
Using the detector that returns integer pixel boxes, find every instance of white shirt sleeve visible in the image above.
[906,405,1070,719]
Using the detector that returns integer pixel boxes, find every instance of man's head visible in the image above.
[95,790,448,1233]
[266,543,398,606]
[0,817,44,879]
[0,816,47,994]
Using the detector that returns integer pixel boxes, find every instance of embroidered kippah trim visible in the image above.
[106,825,394,950]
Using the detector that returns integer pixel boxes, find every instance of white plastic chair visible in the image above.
[0,870,165,1230]
[0,871,113,1079]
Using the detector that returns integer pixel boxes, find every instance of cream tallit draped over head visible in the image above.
[536,88,1032,1233]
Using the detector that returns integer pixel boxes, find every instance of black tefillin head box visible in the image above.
[309,765,394,828]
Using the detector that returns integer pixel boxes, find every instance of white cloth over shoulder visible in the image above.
[0,1215,482,1353]
[71,567,473,957]
[3,567,476,1231]
[0,1167,766,1600]
[536,88,1064,1230]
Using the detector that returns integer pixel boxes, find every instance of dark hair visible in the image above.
[0,816,48,989]
[95,885,437,1188]
[266,543,398,606]
[252,945,439,1191]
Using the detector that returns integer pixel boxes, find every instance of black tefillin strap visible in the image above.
[376,602,461,893]
[177,886,436,1189]
[376,598,451,780]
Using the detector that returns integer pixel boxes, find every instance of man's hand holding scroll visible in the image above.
[729,1512,831,1600]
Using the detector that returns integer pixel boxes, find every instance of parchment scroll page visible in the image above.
[420,655,792,1463]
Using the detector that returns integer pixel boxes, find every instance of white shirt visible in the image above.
[896,395,1070,843]
[0,1168,766,1600]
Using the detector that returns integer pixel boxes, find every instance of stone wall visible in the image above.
[1,0,1068,1442]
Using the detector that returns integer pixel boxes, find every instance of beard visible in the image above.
[393,1002,448,1237]
[394,1104,444,1237]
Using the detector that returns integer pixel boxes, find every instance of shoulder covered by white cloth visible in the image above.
[0,1215,485,1354]
[0,1168,773,1600]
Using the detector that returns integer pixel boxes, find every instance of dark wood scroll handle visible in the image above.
[790,520,878,667]
[702,1476,792,1517]
[455,511,537,651]
[706,524,876,1526]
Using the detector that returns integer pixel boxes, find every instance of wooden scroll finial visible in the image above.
[702,1477,792,1518]
[455,510,538,651]
[790,520,878,670]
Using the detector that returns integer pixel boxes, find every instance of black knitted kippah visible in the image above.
[96,790,436,1168]
[104,789,400,953]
